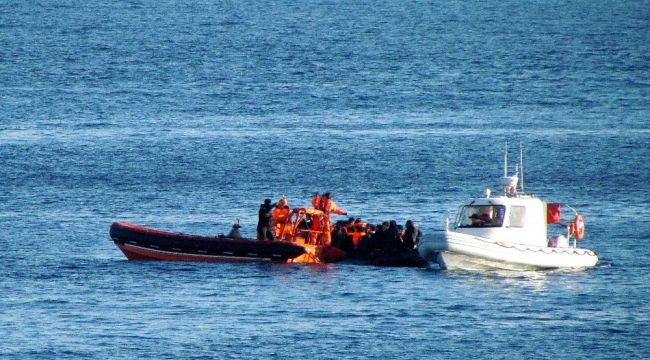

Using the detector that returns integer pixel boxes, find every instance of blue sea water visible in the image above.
[1,0,649,358]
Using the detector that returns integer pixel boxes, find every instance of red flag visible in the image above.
[547,203,561,224]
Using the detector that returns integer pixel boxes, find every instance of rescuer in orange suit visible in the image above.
[309,212,323,245]
[311,192,347,245]
[272,197,293,241]
[312,192,347,216]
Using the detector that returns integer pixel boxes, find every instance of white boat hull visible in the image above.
[419,230,598,270]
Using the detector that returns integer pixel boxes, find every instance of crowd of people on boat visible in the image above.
[238,193,421,259]
[331,218,422,259]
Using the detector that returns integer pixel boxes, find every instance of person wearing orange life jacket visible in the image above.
[344,218,367,248]
[308,212,323,245]
[342,217,355,240]
[312,192,347,246]
[307,193,322,244]
[351,218,367,248]
[272,197,293,241]
[315,192,347,216]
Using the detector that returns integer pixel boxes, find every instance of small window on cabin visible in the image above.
[509,206,526,227]
[457,205,505,228]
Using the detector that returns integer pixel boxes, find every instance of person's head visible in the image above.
[278,198,288,207]
[323,192,331,199]
[264,198,271,205]
[406,220,413,227]
[382,221,389,230]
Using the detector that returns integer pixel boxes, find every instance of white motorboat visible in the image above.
[420,145,598,271]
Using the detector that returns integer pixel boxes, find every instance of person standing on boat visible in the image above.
[257,198,275,241]
[402,220,422,250]
[313,192,347,245]
[316,192,347,216]
[273,197,293,241]
[312,192,346,216]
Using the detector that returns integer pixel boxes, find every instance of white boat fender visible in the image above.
[496,240,512,248]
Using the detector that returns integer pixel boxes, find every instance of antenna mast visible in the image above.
[504,142,508,177]
[519,143,525,193]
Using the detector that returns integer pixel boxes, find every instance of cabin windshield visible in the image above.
[457,205,506,228]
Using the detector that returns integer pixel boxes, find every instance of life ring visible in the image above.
[572,215,585,240]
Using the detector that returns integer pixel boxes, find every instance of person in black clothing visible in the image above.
[384,220,404,254]
[331,221,346,249]
[257,198,276,241]
[355,224,371,258]
[368,221,390,254]
[332,221,355,256]
[402,220,422,250]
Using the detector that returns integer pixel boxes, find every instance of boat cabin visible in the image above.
[454,194,549,248]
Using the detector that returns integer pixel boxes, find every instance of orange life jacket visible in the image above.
[272,206,291,223]
[273,206,292,240]
[320,198,346,216]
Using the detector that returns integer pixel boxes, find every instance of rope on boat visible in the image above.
[508,244,595,256]
[462,234,596,257]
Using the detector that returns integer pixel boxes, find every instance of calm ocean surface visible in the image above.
[1,0,649,358]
